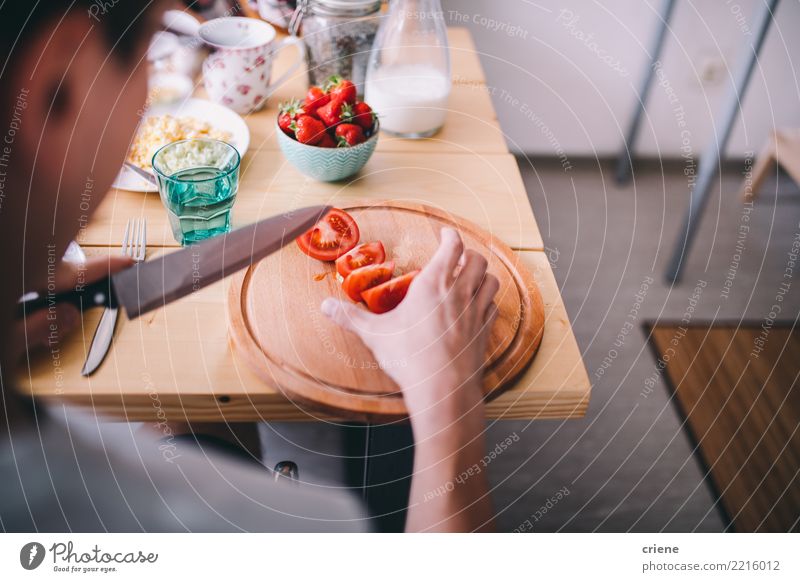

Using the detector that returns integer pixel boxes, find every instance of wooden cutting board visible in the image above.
[228,201,545,420]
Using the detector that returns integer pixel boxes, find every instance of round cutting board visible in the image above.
[228,201,545,420]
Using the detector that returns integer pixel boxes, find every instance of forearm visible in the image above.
[405,382,495,532]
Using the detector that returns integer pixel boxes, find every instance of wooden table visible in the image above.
[21,28,590,421]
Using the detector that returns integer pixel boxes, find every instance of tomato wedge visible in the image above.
[361,270,419,314]
[342,261,395,302]
[335,241,386,278]
[296,208,360,261]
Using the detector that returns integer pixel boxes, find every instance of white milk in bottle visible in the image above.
[365,64,450,137]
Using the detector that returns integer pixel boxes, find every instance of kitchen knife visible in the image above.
[16,205,330,320]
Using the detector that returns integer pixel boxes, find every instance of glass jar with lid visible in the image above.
[290,0,382,92]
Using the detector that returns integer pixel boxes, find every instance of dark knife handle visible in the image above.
[16,277,117,319]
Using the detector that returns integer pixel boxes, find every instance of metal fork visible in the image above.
[81,218,146,376]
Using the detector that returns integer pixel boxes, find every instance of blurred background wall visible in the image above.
[441,0,800,158]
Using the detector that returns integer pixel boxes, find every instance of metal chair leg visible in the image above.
[615,0,677,185]
[665,0,779,283]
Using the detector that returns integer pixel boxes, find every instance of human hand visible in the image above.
[321,228,499,427]
[16,255,134,354]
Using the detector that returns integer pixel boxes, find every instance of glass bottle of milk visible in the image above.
[365,0,451,138]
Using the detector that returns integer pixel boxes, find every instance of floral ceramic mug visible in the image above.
[200,17,304,114]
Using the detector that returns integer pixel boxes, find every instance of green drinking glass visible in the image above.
[152,138,240,245]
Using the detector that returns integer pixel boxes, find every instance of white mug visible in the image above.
[200,17,304,114]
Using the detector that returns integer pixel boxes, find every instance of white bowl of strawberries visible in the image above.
[277,76,379,182]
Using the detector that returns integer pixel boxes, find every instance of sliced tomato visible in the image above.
[296,208,360,261]
[335,241,386,278]
[361,270,419,314]
[342,261,395,302]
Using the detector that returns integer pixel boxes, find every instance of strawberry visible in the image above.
[304,85,330,119]
[344,101,375,131]
[291,114,327,145]
[335,123,366,147]
[278,99,304,136]
[317,133,337,148]
[317,96,346,127]
[325,75,357,105]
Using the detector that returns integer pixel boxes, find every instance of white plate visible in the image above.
[112,98,250,192]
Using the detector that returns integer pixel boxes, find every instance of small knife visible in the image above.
[17,205,330,320]
[81,307,118,376]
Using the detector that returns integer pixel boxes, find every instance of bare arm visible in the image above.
[322,228,498,531]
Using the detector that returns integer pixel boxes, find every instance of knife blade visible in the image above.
[80,307,118,376]
[17,205,330,320]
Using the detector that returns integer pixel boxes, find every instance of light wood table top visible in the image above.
[21,27,590,421]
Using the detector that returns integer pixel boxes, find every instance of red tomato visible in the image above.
[296,208,360,261]
[336,241,386,278]
[342,261,395,302]
[361,271,419,314]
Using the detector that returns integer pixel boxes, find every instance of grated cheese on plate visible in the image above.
[127,114,232,169]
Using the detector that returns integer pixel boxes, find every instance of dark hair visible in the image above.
[0,1,160,71]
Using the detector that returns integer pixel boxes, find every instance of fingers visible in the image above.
[485,302,499,326]
[55,255,135,290]
[474,273,499,315]
[425,228,464,283]
[16,304,79,351]
[321,298,374,336]
[456,250,489,295]
[106,254,137,274]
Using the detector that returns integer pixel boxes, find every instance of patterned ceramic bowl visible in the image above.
[276,120,379,182]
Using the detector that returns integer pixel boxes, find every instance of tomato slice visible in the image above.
[342,261,395,302]
[361,270,419,314]
[296,208,360,261]
[335,241,386,278]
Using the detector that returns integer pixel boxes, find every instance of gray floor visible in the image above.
[262,158,799,532]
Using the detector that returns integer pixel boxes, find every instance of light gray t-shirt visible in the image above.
[1,406,368,532]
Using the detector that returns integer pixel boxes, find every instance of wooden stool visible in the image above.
[741,129,800,201]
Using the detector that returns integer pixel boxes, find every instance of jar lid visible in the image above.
[310,0,382,16]
[290,0,381,35]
